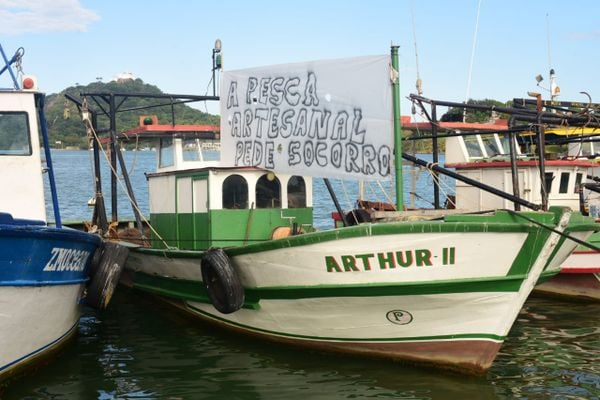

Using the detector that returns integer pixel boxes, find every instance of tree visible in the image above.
[441,98,508,123]
[44,79,220,149]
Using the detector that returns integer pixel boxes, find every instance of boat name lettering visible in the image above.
[325,247,456,272]
[43,247,91,272]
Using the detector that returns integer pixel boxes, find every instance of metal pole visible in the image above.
[91,112,108,231]
[508,130,521,211]
[431,103,440,208]
[323,179,347,227]
[391,45,404,209]
[114,141,145,236]
[532,93,548,210]
[36,94,62,227]
[109,94,118,222]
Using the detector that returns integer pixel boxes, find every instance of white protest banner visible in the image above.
[219,55,392,180]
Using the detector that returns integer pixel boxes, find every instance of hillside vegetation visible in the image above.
[45,78,219,149]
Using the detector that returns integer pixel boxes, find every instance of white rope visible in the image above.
[410,0,423,96]
[421,163,457,209]
[464,0,483,121]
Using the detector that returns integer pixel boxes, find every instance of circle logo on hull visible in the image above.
[386,310,413,325]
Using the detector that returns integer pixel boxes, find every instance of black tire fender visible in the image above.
[201,248,244,314]
[87,242,129,310]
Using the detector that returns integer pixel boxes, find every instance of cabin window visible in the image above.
[498,134,510,155]
[574,173,583,193]
[0,112,31,156]
[481,135,501,157]
[222,175,248,209]
[159,137,174,167]
[287,176,306,208]
[256,174,281,208]
[559,172,570,194]
[544,172,554,194]
[463,135,483,158]
[182,138,202,162]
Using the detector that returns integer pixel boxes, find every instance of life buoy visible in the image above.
[86,241,129,310]
[201,248,244,314]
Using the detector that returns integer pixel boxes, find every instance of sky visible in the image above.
[1,0,599,117]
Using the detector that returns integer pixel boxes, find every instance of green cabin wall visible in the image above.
[148,171,313,250]
[150,208,312,250]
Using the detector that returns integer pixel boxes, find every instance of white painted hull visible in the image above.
[123,213,579,373]
[533,250,600,301]
[0,284,83,378]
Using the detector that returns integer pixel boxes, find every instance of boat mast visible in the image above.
[391,45,404,209]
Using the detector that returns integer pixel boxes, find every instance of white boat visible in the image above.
[405,96,600,301]
[81,47,597,374]
[0,44,125,383]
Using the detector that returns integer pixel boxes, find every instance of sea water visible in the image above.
[2,150,599,399]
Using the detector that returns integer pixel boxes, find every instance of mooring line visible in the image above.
[504,209,600,252]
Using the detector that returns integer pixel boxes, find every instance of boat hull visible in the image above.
[0,223,100,382]
[535,261,600,301]
[122,209,594,373]
[534,247,600,301]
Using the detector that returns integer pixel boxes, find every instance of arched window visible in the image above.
[256,174,281,208]
[287,176,306,208]
[222,175,248,209]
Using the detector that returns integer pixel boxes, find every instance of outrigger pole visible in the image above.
[402,153,541,211]
[391,45,404,209]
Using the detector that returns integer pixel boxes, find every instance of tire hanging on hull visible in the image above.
[201,248,245,314]
[86,241,129,310]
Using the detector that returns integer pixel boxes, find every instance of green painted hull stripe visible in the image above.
[131,271,526,305]
[185,303,506,343]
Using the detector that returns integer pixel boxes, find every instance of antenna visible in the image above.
[545,14,560,102]
[546,13,553,74]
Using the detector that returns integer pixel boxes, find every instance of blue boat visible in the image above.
[0,44,121,383]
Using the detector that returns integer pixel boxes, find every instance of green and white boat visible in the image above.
[80,47,597,374]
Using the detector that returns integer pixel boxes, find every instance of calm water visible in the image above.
[2,151,599,399]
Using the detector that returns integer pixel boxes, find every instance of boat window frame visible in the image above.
[463,134,485,159]
[0,111,32,156]
[559,172,570,194]
[287,176,307,208]
[544,172,554,194]
[182,138,203,162]
[222,174,249,209]
[159,137,174,168]
[480,134,503,158]
[574,173,583,194]
[256,173,281,209]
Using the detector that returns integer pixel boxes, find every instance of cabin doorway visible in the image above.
[176,176,209,250]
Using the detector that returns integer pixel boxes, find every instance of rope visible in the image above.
[81,104,170,249]
[505,209,600,252]
[464,0,482,121]
[420,163,457,208]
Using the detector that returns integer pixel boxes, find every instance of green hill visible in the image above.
[45,78,220,149]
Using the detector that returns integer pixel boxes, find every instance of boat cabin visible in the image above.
[121,125,314,250]
[0,77,47,222]
[445,133,598,212]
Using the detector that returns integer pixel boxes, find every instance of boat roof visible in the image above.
[104,124,220,144]
[446,159,598,169]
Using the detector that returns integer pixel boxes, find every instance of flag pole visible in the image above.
[391,45,404,209]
